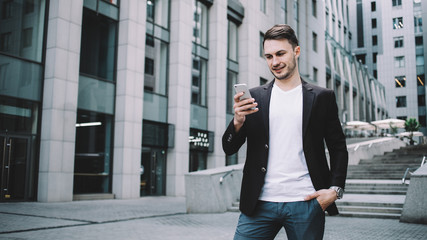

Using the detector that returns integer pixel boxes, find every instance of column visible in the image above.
[112,0,146,199]
[38,0,83,202]
[207,0,228,169]
[167,0,193,196]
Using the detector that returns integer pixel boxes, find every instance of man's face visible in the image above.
[263,39,300,81]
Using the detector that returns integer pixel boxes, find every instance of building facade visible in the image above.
[0,0,385,202]
[350,0,427,134]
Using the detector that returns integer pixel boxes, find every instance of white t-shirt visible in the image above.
[258,83,316,202]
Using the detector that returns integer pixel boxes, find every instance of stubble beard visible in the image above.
[271,56,297,81]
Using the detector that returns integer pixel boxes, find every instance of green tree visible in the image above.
[404,118,421,145]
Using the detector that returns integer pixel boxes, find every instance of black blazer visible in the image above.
[222,80,348,216]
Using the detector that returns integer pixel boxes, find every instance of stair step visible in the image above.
[344,190,407,195]
[338,205,402,214]
[336,201,404,208]
[337,211,401,219]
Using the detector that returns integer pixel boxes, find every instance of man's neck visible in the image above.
[275,73,302,91]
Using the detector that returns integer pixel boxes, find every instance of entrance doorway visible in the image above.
[0,135,30,201]
[140,147,166,196]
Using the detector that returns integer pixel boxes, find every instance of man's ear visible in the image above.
[294,46,301,58]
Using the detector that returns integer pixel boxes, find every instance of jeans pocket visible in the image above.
[312,198,324,212]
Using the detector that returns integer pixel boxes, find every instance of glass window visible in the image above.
[80,8,117,82]
[228,21,238,62]
[394,36,404,48]
[0,0,46,62]
[260,32,264,57]
[395,76,406,88]
[418,95,425,107]
[414,15,423,33]
[191,56,207,106]
[1,0,13,19]
[77,75,115,114]
[294,0,298,21]
[372,35,377,46]
[312,32,317,52]
[416,55,424,66]
[396,96,407,108]
[260,0,266,13]
[394,56,405,68]
[226,70,237,114]
[146,0,169,29]
[356,54,366,64]
[393,17,403,29]
[371,18,377,29]
[22,28,33,48]
[419,116,426,127]
[417,74,425,86]
[74,110,114,194]
[415,36,423,46]
[0,96,38,134]
[313,67,318,82]
[103,0,119,5]
[371,1,376,11]
[312,0,317,17]
[145,58,154,75]
[0,54,43,101]
[0,32,11,51]
[144,36,168,96]
[392,0,402,7]
[189,129,213,171]
[193,1,208,48]
[373,52,377,63]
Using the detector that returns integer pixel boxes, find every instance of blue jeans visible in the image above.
[234,199,325,240]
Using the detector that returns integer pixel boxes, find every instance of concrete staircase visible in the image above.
[337,144,427,219]
[227,144,426,219]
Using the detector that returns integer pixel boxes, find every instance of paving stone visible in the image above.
[0,197,426,240]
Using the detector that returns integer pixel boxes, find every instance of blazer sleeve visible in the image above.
[324,91,348,189]
[222,118,247,155]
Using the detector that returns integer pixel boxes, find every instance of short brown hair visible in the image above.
[263,24,299,49]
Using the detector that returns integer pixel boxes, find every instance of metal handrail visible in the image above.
[219,169,236,184]
[401,156,426,184]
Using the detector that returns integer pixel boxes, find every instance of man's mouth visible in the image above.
[273,65,285,72]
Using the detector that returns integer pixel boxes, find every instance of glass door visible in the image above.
[140,147,166,196]
[0,135,30,201]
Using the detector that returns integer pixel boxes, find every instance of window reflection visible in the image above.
[0,0,45,62]
[79,8,117,81]
[74,110,113,194]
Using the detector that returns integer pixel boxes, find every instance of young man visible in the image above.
[222,24,348,239]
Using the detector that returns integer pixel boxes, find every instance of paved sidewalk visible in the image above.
[0,197,426,240]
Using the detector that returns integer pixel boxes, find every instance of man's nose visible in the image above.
[272,56,279,66]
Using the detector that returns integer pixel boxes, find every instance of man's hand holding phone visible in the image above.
[233,84,258,132]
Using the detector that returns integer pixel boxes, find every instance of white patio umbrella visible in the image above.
[397,131,424,137]
[344,121,376,131]
[371,119,405,129]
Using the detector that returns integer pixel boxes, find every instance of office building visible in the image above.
[349,0,427,133]
[0,0,385,202]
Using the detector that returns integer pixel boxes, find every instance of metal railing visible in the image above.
[219,169,237,184]
[402,156,426,184]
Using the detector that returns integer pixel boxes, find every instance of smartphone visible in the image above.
[234,83,256,110]
[234,83,252,101]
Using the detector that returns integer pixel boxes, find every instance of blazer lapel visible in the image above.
[260,80,274,140]
[302,81,315,138]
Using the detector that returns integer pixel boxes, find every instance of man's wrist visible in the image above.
[329,186,344,199]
